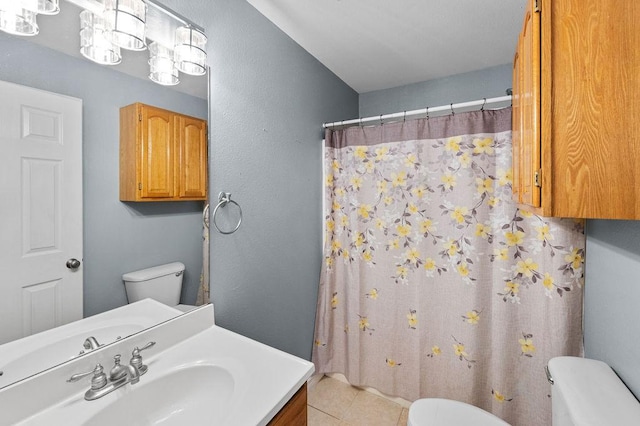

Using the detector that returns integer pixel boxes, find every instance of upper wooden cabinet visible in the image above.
[120,103,208,202]
[512,0,640,219]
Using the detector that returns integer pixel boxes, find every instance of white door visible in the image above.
[0,80,83,345]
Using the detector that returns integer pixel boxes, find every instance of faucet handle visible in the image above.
[67,364,107,390]
[134,341,156,354]
[130,341,156,375]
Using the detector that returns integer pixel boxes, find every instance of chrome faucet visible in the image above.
[67,341,155,401]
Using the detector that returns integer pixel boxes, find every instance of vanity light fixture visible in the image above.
[21,0,60,15]
[148,42,179,86]
[104,0,147,51]
[0,3,39,36]
[174,26,207,76]
[0,0,60,36]
[3,0,208,87]
[79,10,122,66]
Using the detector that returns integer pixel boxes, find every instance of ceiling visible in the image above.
[247,0,527,93]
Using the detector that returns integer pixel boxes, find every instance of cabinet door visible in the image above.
[141,105,175,198]
[176,115,207,199]
[518,0,541,208]
[512,42,522,203]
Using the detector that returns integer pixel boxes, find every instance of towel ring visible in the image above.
[212,192,242,235]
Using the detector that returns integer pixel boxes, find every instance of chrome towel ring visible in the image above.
[212,191,242,235]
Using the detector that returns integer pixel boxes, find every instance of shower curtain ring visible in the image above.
[403,111,406,122]
[379,114,383,124]
[481,98,487,111]
[359,117,363,126]
[426,106,430,120]
[450,103,455,115]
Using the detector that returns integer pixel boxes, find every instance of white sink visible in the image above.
[86,365,235,425]
[4,305,314,426]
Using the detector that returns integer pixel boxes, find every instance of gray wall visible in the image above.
[160,0,358,360]
[359,64,512,117]
[0,34,208,317]
[584,221,640,397]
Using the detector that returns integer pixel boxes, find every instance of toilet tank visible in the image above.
[548,357,640,426]
[122,262,185,306]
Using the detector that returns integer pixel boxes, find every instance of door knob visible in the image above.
[66,258,81,269]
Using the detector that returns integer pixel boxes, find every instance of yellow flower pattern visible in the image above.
[519,333,536,357]
[407,309,418,329]
[315,117,585,426]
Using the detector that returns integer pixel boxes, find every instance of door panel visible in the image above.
[177,115,207,199]
[0,80,83,344]
[141,106,174,198]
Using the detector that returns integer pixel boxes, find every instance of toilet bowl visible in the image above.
[123,262,196,312]
[408,398,509,426]
[408,356,640,425]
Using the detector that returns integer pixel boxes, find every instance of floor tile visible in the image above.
[308,377,359,419]
[341,390,403,426]
[397,408,409,426]
[308,406,343,426]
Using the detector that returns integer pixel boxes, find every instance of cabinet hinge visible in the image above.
[138,113,142,121]
[138,183,142,190]
[534,0,541,13]
[534,170,542,187]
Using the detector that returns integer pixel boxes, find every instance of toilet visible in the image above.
[123,262,196,313]
[408,398,509,425]
[408,356,640,425]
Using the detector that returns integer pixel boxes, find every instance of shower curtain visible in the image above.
[312,108,585,426]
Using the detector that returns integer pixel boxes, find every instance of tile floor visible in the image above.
[308,376,409,426]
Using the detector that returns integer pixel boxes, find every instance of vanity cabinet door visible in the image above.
[120,103,208,202]
[512,0,640,218]
[268,383,307,426]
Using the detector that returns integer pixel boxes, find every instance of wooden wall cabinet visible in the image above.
[512,0,640,219]
[120,103,208,202]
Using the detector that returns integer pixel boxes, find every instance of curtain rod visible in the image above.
[322,95,512,129]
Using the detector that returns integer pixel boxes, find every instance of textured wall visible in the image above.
[584,220,640,398]
[0,34,208,317]
[359,64,513,117]
[159,0,358,360]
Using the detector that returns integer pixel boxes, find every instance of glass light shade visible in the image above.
[20,0,59,15]
[148,42,179,86]
[174,26,207,76]
[79,10,121,66]
[104,0,146,51]
[0,3,38,36]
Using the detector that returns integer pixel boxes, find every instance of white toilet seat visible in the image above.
[408,398,510,426]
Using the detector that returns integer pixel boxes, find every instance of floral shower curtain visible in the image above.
[312,108,585,426]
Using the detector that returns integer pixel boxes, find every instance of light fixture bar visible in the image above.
[145,0,204,33]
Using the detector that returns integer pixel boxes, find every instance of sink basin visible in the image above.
[86,365,235,426]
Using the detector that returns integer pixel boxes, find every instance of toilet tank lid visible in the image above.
[122,262,185,282]
[548,357,640,424]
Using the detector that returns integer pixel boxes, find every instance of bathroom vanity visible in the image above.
[0,304,314,425]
